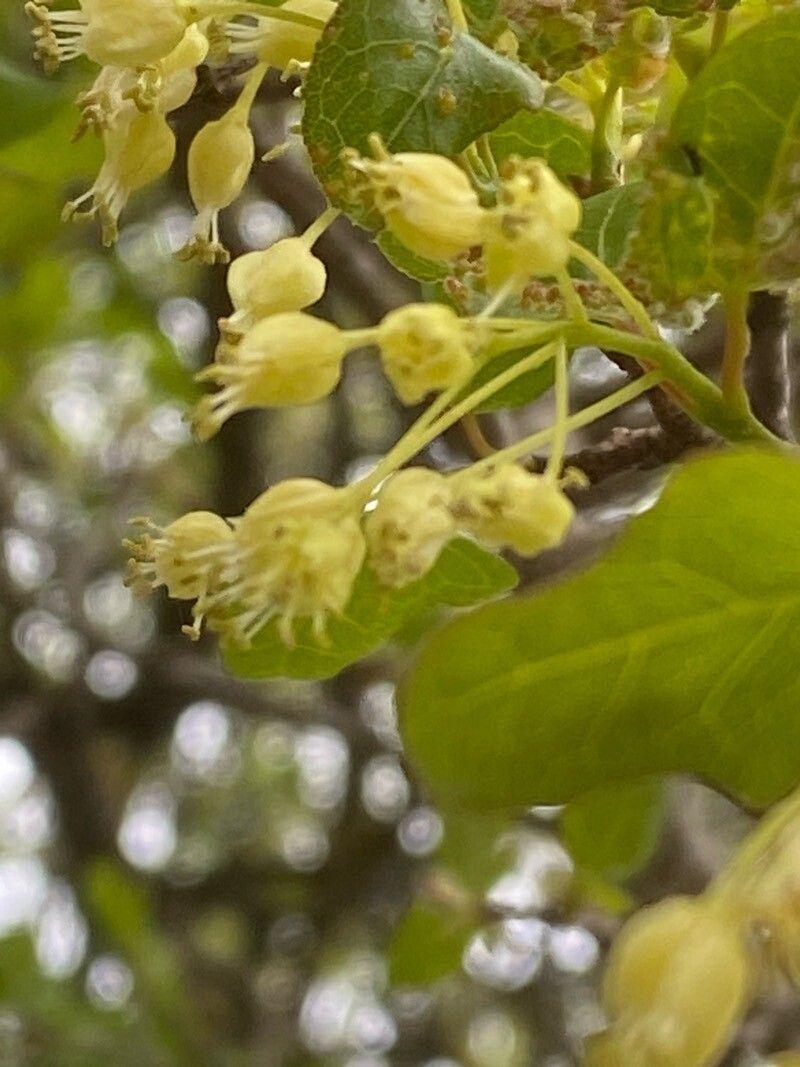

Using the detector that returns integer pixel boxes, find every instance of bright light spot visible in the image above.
[360,756,410,825]
[278,815,329,873]
[358,682,401,750]
[0,739,35,809]
[158,297,209,362]
[13,480,58,529]
[487,833,573,915]
[467,1010,522,1067]
[463,919,546,992]
[86,955,135,1010]
[548,925,599,975]
[117,782,177,872]
[397,807,444,858]
[35,884,87,979]
[171,701,235,781]
[2,529,56,591]
[295,727,349,811]
[85,650,138,700]
[0,857,48,934]
[12,610,83,682]
[237,199,293,249]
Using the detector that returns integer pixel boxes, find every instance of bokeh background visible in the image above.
[2,4,800,1064]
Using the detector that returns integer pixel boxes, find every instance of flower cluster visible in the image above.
[28,0,335,255]
[127,463,574,645]
[349,142,582,291]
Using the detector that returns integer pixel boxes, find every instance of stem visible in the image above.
[721,288,752,415]
[478,315,780,445]
[590,79,622,192]
[470,371,663,472]
[231,61,268,115]
[477,134,500,182]
[444,0,469,32]
[556,267,588,324]
[301,205,340,246]
[569,321,778,445]
[359,341,562,495]
[708,8,729,59]
[569,242,659,339]
[546,339,569,480]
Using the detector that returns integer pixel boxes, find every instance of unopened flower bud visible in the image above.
[223,480,366,645]
[227,0,335,71]
[63,109,176,245]
[451,464,574,556]
[366,468,455,587]
[482,158,581,291]
[222,237,327,338]
[194,313,347,439]
[607,8,671,92]
[181,94,257,264]
[597,896,750,1067]
[352,147,485,262]
[376,303,476,404]
[125,511,233,600]
[26,0,188,72]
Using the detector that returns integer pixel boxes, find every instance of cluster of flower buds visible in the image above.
[195,251,486,436]
[127,462,575,645]
[588,895,751,1067]
[349,143,582,292]
[28,0,336,255]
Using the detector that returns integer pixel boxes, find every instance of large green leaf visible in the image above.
[401,449,800,812]
[225,538,517,680]
[573,183,643,269]
[0,59,66,148]
[302,0,542,215]
[669,8,800,288]
[561,779,664,882]
[632,169,716,302]
[490,109,591,178]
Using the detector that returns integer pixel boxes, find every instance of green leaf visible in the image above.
[490,109,591,178]
[401,449,800,812]
[302,0,542,216]
[669,8,800,288]
[459,345,556,412]
[225,538,518,681]
[573,183,643,269]
[632,170,716,302]
[376,230,449,283]
[0,59,66,148]
[389,903,472,986]
[561,779,664,881]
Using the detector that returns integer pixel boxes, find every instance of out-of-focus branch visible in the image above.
[746,290,795,441]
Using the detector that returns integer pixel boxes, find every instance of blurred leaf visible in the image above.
[0,59,67,148]
[303,0,542,219]
[389,903,472,986]
[0,98,101,262]
[86,859,208,1067]
[225,538,518,680]
[401,449,800,812]
[670,8,800,289]
[633,170,716,302]
[561,779,664,881]
[490,109,591,177]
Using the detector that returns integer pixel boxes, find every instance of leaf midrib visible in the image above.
[445,582,800,707]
